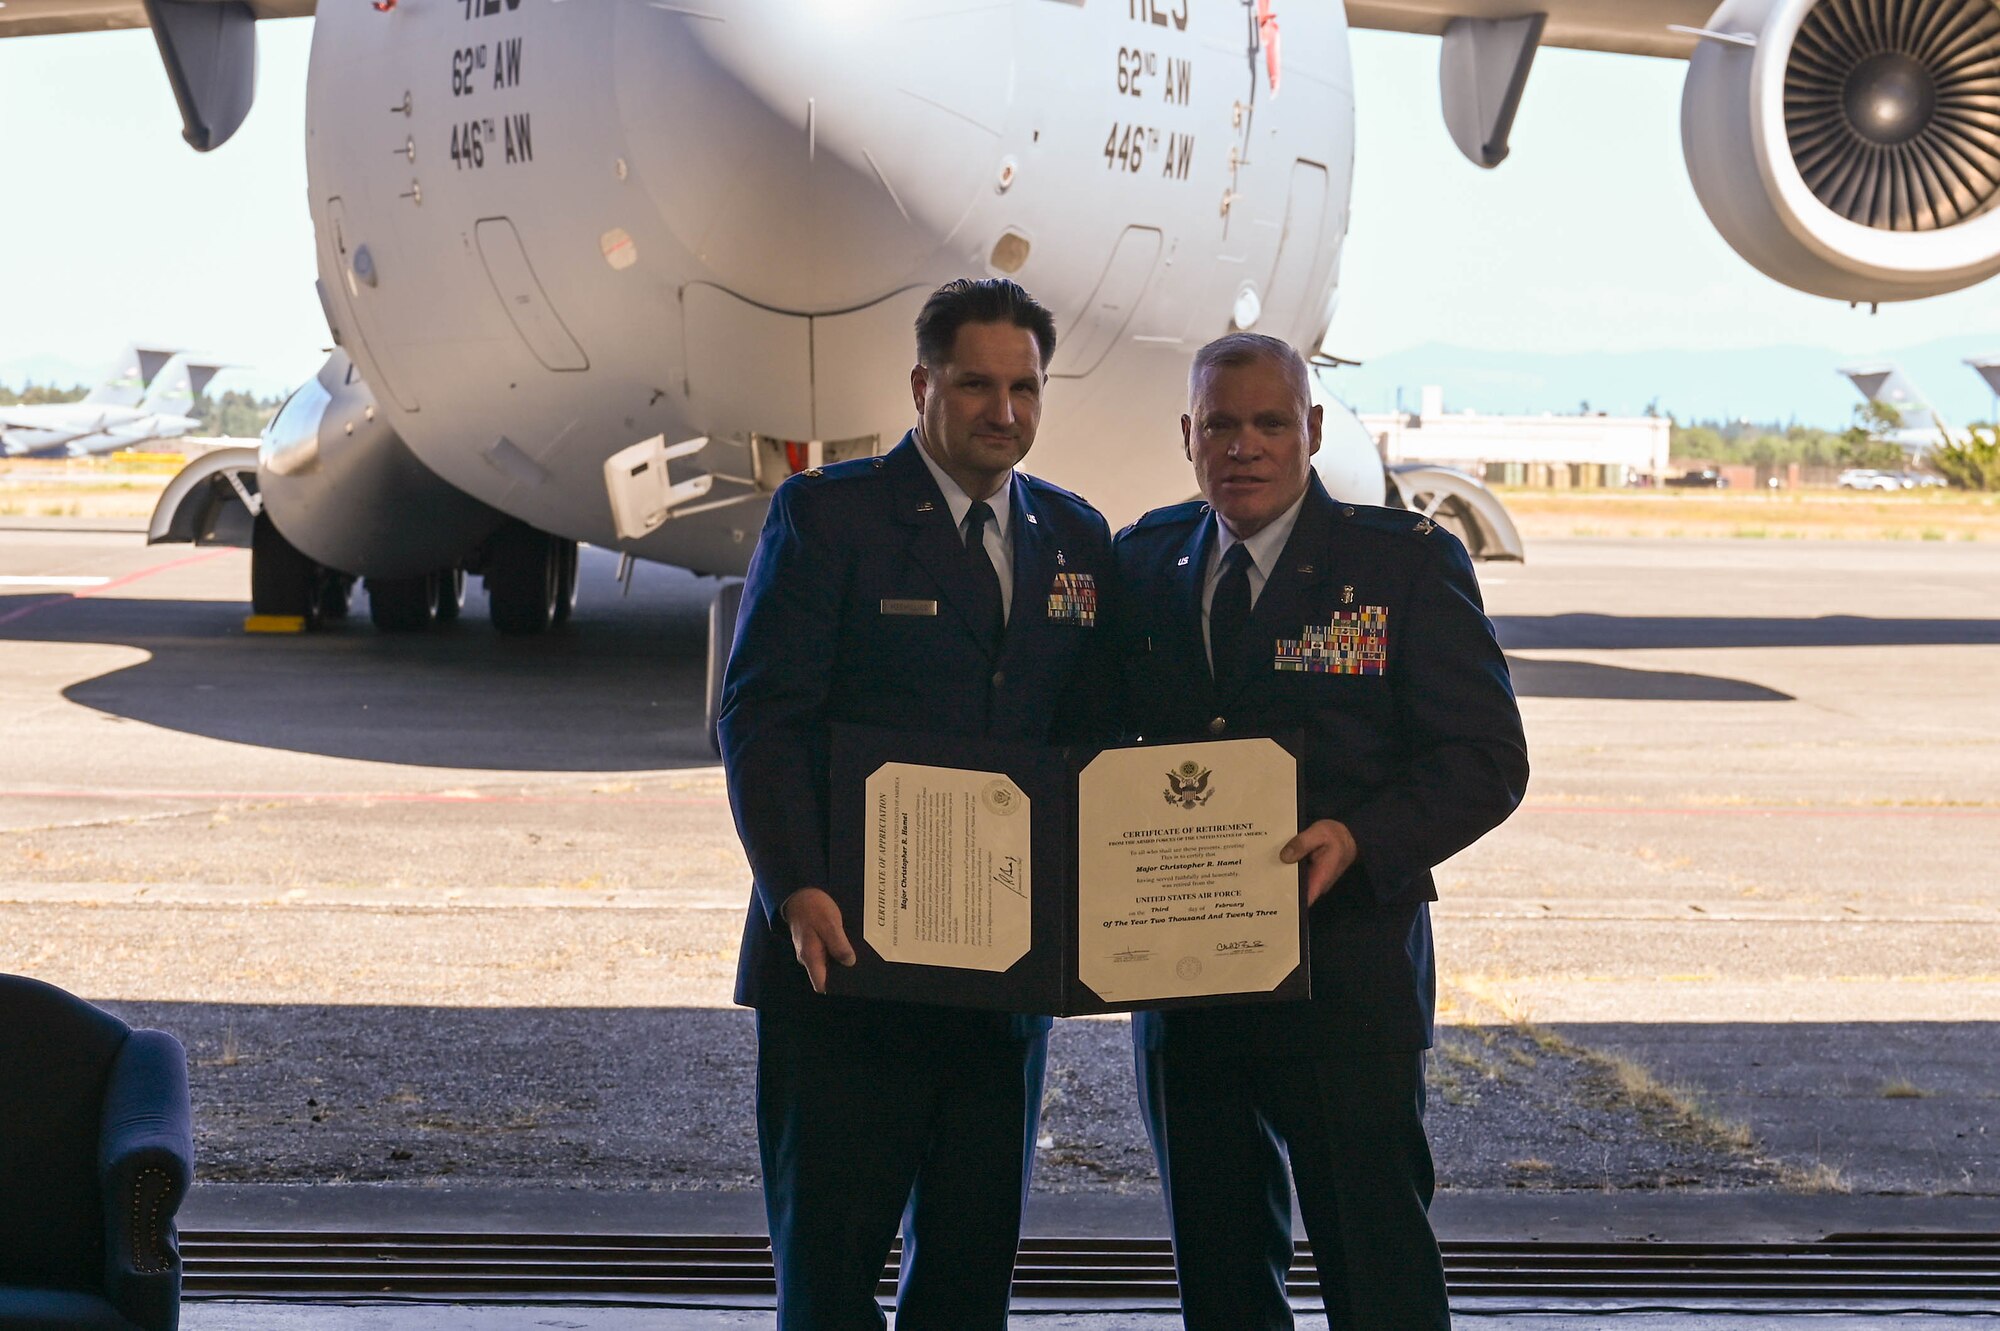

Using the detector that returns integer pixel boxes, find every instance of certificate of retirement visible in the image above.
[1075,737,1300,1004]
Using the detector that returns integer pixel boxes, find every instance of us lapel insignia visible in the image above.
[1026,513,1039,524]
[1274,606,1389,675]
[915,501,936,513]
[1176,555,1191,567]
[1046,571,1098,626]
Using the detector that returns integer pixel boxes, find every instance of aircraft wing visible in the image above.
[0,0,311,39]
[1346,0,1708,58]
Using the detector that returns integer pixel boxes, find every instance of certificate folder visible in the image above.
[826,725,1308,1016]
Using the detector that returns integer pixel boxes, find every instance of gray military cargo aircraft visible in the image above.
[7,0,1997,732]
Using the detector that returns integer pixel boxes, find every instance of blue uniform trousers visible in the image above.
[757,1007,1048,1330]
[1136,1041,1447,1331]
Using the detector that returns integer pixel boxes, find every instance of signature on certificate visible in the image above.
[991,854,1026,898]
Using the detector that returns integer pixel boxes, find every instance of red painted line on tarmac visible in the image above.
[0,549,240,628]
[0,788,726,807]
[1521,803,2000,819]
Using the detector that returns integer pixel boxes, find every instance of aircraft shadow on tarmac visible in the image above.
[0,548,727,772]
[1502,657,1793,702]
[1496,613,2000,704]
[11,575,2000,763]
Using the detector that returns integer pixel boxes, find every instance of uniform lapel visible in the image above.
[1169,513,1217,690]
[1222,478,1334,704]
[1001,474,1056,662]
[885,433,998,658]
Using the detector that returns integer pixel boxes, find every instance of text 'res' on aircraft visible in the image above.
[8,0,1999,732]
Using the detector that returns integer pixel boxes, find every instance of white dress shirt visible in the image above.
[917,441,1015,622]
[1201,488,1309,669]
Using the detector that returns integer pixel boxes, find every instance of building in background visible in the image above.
[1355,386,1671,488]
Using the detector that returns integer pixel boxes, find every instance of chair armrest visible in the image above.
[99,1029,193,1331]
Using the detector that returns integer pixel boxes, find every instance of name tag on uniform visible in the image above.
[1275,607,1389,675]
[880,599,938,616]
[1045,572,1097,626]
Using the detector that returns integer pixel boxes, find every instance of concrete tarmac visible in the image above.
[2,522,1997,1209]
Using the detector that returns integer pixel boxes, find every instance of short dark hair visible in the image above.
[915,278,1058,371]
[1189,333,1311,412]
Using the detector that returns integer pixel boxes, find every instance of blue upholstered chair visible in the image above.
[0,975,193,1331]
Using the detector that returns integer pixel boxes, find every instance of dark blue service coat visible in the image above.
[1114,473,1529,1057]
[720,432,1116,1021]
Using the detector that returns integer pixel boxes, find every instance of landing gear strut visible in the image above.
[705,578,744,754]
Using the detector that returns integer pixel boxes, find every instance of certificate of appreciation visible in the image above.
[864,763,1032,973]
[826,725,1307,1015]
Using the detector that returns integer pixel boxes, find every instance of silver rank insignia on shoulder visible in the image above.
[802,467,824,478]
[1414,516,1435,535]
[872,458,885,469]
[1342,584,1355,605]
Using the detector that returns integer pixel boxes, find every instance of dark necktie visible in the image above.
[1209,542,1254,688]
[963,500,1005,650]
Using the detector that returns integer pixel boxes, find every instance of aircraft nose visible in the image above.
[612,0,1015,313]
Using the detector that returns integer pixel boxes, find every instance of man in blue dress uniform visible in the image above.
[1114,333,1529,1330]
[718,278,1115,1330]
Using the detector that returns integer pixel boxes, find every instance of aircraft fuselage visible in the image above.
[305,0,1360,575]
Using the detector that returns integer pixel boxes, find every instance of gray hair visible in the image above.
[1188,333,1311,412]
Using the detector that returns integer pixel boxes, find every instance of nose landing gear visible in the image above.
[250,512,352,631]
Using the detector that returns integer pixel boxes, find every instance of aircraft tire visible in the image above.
[486,521,559,636]
[367,573,440,632]
[435,567,467,624]
[551,539,580,626]
[250,511,322,629]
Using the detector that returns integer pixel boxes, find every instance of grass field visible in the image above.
[0,455,187,520]
[1496,486,2000,542]
[7,456,2000,540]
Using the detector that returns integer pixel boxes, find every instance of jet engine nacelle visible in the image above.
[1681,0,2000,302]
[257,350,505,579]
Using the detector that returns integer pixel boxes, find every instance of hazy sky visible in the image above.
[0,19,1995,395]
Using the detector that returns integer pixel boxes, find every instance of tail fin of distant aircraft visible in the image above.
[83,344,182,407]
[137,355,230,419]
[1838,362,1949,447]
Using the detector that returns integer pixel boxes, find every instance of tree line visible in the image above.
[0,382,285,439]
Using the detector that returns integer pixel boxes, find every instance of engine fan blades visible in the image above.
[1785,0,2000,231]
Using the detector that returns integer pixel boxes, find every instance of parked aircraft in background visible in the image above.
[9,0,1998,731]
[1839,363,1951,454]
[1,345,225,457]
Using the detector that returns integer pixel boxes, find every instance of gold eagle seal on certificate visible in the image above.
[1163,760,1213,809]
[981,779,1021,816]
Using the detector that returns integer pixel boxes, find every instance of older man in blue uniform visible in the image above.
[1115,333,1529,1330]
[717,279,1114,1331]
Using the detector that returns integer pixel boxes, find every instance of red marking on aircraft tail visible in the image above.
[1257,0,1282,94]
